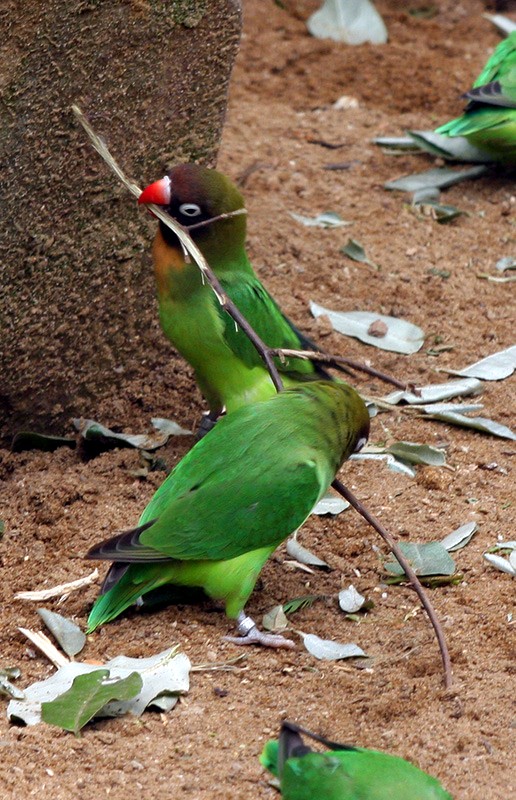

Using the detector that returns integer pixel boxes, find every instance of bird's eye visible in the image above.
[179,203,202,217]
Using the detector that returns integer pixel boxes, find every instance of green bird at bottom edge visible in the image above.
[260,721,453,799]
[86,381,369,647]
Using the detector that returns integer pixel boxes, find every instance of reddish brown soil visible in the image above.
[1,2,515,798]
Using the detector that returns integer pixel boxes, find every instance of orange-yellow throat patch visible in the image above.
[152,230,187,295]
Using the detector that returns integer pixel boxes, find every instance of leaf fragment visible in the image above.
[311,302,424,354]
[449,346,516,381]
[263,605,289,633]
[440,522,478,552]
[37,609,86,658]
[307,0,387,45]
[312,492,350,516]
[42,670,142,734]
[495,257,516,272]
[384,542,456,577]
[286,533,331,570]
[289,211,350,228]
[422,410,516,441]
[340,239,379,269]
[483,553,516,577]
[301,633,367,661]
[383,378,482,405]
[338,585,367,613]
[407,130,495,163]
[151,418,192,436]
[384,165,488,193]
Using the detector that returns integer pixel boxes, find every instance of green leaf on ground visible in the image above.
[42,670,142,734]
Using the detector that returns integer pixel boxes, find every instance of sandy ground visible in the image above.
[0,2,515,798]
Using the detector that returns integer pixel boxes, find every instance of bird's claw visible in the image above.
[195,410,223,440]
[223,614,296,649]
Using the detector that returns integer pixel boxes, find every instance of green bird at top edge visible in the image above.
[86,381,369,647]
[436,32,516,163]
[260,721,453,799]
[138,163,335,420]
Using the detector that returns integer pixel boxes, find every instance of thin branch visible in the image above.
[270,349,414,392]
[332,478,453,689]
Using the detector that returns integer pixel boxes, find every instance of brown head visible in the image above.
[138,163,248,267]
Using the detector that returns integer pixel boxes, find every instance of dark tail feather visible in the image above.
[86,519,170,563]
[100,562,131,595]
[280,721,358,754]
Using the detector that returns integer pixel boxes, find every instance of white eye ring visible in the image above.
[179,203,202,217]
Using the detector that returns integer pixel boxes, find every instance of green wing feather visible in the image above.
[218,271,319,375]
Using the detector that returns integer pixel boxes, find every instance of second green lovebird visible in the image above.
[436,31,516,163]
[260,721,453,799]
[86,381,369,646]
[138,163,332,422]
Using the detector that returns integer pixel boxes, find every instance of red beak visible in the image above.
[138,175,172,206]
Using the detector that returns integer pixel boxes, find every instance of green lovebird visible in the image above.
[260,721,453,799]
[86,381,369,646]
[138,163,332,422]
[435,32,516,163]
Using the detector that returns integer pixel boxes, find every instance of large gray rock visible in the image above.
[0,0,241,440]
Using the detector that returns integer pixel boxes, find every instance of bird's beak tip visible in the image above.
[138,175,171,206]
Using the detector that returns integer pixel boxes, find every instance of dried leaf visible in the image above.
[286,533,331,570]
[422,410,516,441]
[384,542,456,577]
[301,633,367,661]
[340,239,379,269]
[483,553,516,577]
[384,165,487,193]
[289,211,350,228]
[37,609,86,658]
[440,522,478,552]
[311,302,424,354]
[8,646,190,727]
[385,442,446,467]
[307,0,387,45]
[484,13,516,35]
[407,130,495,163]
[151,418,192,436]
[0,669,24,700]
[495,257,516,272]
[383,378,482,405]
[449,346,516,381]
[73,418,170,452]
[263,605,289,632]
[338,585,367,613]
[352,451,416,478]
[312,492,350,516]
[412,200,463,224]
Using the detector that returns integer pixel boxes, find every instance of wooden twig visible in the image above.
[73,104,451,687]
[270,348,412,391]
[332,478,453,689]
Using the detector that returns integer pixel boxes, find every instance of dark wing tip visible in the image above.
[86,519,159,562]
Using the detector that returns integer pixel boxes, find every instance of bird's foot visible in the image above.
[223,613,296,650]
[195,409,224,440]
